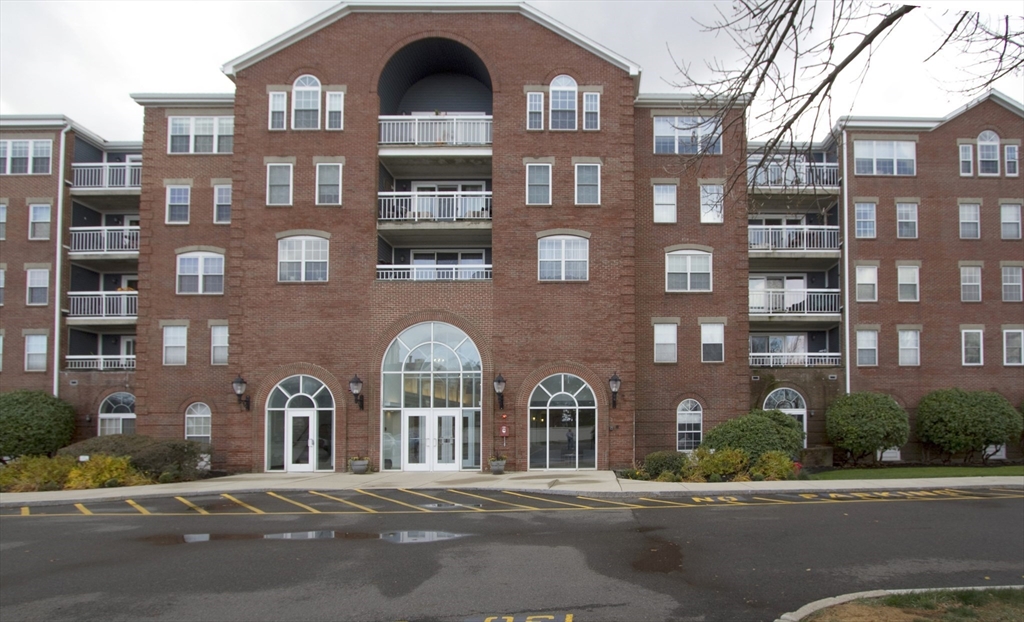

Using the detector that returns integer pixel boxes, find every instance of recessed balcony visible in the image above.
[379,116,492,147]
[65,355,136,371]
[69,226,140,257]
[748,226,840,253]
[749,289,841,317]
[67,291,137,326]
[71,163,142,191]
[377,191,492,247]
[749,352,842,367]
[376,264,493,281]
[750,162,839,190]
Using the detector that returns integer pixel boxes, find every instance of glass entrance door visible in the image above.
[285,409,316,472]
[403,409,460,471]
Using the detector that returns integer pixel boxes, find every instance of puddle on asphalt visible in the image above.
[422,503,483,509]
[632,537,682,573]
[139,530,467,545]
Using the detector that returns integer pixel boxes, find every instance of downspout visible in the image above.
[52,122,71,397]
[841,129,851,395]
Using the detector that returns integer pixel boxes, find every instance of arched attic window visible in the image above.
[292,75,321,130]
[978,130,1000,175]
[550,75,577,130]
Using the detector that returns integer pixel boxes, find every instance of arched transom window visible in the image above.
[185,402,212,444]
[266,374,335,472]
[99,392,135,436]
[292,75,321,129]
[676,399,702,451]
[528,373,597,470]
[764,388,807,447]
[549,75,577,130]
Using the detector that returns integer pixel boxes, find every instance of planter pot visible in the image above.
[350,460,369,474]
[489,460,506,475]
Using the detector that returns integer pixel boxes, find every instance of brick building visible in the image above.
[1,2,1020,473]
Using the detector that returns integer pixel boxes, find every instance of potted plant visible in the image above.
[349,456,370,474]
[488,454,507,475]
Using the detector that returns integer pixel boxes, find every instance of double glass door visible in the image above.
[404,409,460,471]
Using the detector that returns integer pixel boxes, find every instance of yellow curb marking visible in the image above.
[502,491,591,509]
[21,507,30,516]
[221,493,265,514]
[308,490,378,513]
[447,489,536,509]
[266,492,320,513]
[639,497,696,507]
[74,503,93,515]
[356,489,431,512]
[576,496,646,509]
[126,499,151,515]
[400,489,486,511]
[752,496,794,504]
[175,497,209,514]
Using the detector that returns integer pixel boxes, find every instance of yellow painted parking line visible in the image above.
[502,491,592,509]
[175,497,209,514]
[639,497,696,508]
[126,499,151,515]
[221,493,265,514]
[753,496,794,504]
[576,496,646,509]
[400,489,485,511]
[356,489,431,512]
[266,492,321,513]
[308,490,378,513]
[74,503,93,516]
[447,489,536,509]
[20,507,30,516]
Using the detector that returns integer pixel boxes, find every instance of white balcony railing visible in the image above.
[72,163,142,188]
[379,116,492,146]
[748,225,840,251]
[749,353,842,367]
[751,162,839,187]
[68,291,138,318]
[749,289,841,315]
[378,191,492,221]
[66,355,136,371]
[377,265,493,281]
[69,226,140,253]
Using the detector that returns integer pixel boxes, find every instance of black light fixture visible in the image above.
[609,372,621,409]
[349,375,364,410]
[493,373,506,409]
[232,374,251,411]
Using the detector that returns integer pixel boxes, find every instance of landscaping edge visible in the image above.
[774,584,1024,622]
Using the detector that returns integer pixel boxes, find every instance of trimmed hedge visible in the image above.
[642,450,688,478]
[702,409,804,460]
[58,435,209,481]
[916,389,1024,463]
[826,392,910,465]
[0,391,77,461]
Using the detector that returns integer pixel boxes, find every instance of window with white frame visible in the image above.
[653,184,677,223]
[1001,204,1021,239]
[701,323,724,362]
[0,204,6,239]
[654,116,722,155]
[962,329,983,365]
[168,117,233,154]
[549,75,577,130]
[268,92,287,130]
[896,203,917,238]
[1006,145,1019,176]
[278,236,328,282]
[0,269,4,305]
[538,235,588,281]
[700,184,724,223]
[853,140,916,175]
[166,186,190,223]
[526,163,551,205]
[666,250,712,292]
[325,92,344,130]
[961,266,982,302]
[898,329,920,366]
[575,164,600,205]
[898,266,919,302]
[654,323,677,363]
[978,131,999,175]
[214,185,231,224]
[856,330,878,366]
[177,252,224,294]
[583,92,600,130]
[527,92,544,130]
[960,144,973,176]
[0,334,3,371]
[26,269,48,305]
[210,325,228,365]
[959,203,980,238]
[28,204,50,240]
[1003,266,1023,302]
[98,392,135,435]
[25,334,47,371]
[676,399,702,451]
[855,265,877,302]
[316,163,342,205]
[266,164,293,205]
[0,139,51,174]
[185,402,212,444]
[854,203,876,238]
[163,326,187,365]
[217,118,233,153]
[292,75,321,129]
[1004,329,1023,366]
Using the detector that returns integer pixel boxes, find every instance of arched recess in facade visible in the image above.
[264,374,336,473]
[527,373,598,470]
[764,387,808,448]
[376,37,493,115]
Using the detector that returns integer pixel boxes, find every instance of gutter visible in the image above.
[841,129,851,395]
[52,122,71,397]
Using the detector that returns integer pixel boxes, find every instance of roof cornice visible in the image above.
[634,93,752,108]
[0,115,136,149]
[130,93,235,107]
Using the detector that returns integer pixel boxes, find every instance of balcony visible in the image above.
[67,292,138,322]
[748,226,840,252]
[69,226,140,258]
[749,289,841,316]
[379,116,492,146]
[66,355,136,371]
[749,353,842,367]
[71,163,142,189]
[751,162,839,189]
[377,265,492,281]
[379,191,492,221]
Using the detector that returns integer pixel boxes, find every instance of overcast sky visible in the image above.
[0,0,1021,142]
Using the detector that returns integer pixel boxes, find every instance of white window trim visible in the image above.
[854,202,876,239]
[583,92,600,131]
[526,163,551,206]
[676,399,702,452]
[898,329,920,367]
[1006,144,1019,177]
[959,203,980,239]
[211,325,228,366]
[853,140,916,176]
[184,403,213,444]
[855,265,877,302]
[1001,204,1021,240]
[654,323,677,363]
[977,131,1000,176]
[268,92,287,131]
[24,334,47,372]
[527,92,544,131]
[1004,329,1023,366]
[166,116,233,154]
[665,250,713,292]
[325,91,344,131]
[537,235,589,281]
[291,75,322,130]
[165,186,190,224]
[549,75,577,131]
[26,269,48,306]
[1003,266,1023,302]
[896,202,918,239]
[699,184,725,224]
[213,185,231,224]
[0,139,52,175]
[266,163,293,206]
[315,163,343,206]
[28,204,50,240]
[962,329,984,366]
[176,252,224,295]
[960,266,982,302]
[897,265,920,302]
[701,323,725,363]
[0,204,6,240]
[960,144,973,176]
[574,163,600,205]
[163,326,187,366]
[653,184,677,223]
[856,330,878,367]
[277,236,330,282]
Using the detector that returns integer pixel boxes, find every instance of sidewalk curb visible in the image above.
[775,584,1024,621]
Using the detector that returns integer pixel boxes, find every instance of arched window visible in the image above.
[538,235,588,281]
[292,75,321,129]
[549,75,577,130]
[185,402,212,445]
[978,131,1000,175]
[528,374,597,470]
[278,236,328,282]
[266,375,335,472]
[176,251,224,294]
[99,392,135,436]
[764,388,807,447]
[676,399,702,451]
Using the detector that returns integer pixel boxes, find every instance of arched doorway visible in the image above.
[380,322,482,471]
[764,388,807,447]
[528,374,597,470]
[265,375,335,472]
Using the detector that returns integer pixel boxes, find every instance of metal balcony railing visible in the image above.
[750,162,839,187]
[749,353,842,367]
[378,191,492,221]
[66,355,136,371]
[376,265,493,281]
[749,289,841,315]
[68,291,138,318]
[69,226,140,253]
[72,163,142,188]
[379,116,492,146]
[748,226,840,251]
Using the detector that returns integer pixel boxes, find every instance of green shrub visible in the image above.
[618,466,650,480]
[702,409,803,461]
[825,392,910,465]
[0,455,78,492]
[683,447,750,481]
[64,455,152,489]
[749,450,796,480]
[642,450,688,478]
[654,470,682,482]
[58,435,209,481]
[917,389,1024,463]
[0,391,77,461]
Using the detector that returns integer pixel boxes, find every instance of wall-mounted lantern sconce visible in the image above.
[493,373,506,410]
[232,374,251,411]
[349,375,364,410]
[609,372,621,409]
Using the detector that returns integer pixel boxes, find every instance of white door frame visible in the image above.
[284,409,316,472]
[403,408,461,472]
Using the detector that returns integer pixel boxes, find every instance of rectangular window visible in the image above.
[316,163,342,205]
[24,334,46,372]
[526,163,551,205]
[185,409,211,445]
[325,92,344,130]
[676,404,702,451]
[575,164,600,205]
[701,323,724,363]
[163,326,187,366]
[959,203,980,238]
[211,325,228,365]
[0,204,6,239]
[654,324,677,363]
[0,140,50,175]
[962,329,983,365]
[192,117,214,152]
[269,92,287,130]
[856,266,877,302]
[167,117,233,154]
[217,118,233,153]
[898,266,920,302]
[960,144,973,176]
[278,237,329,282]
[979,142,999,175]
[26,269,48,305]
[1006,145,1019,176]
[856,330,878,366]
[177,253,224,294]
[550,86,576,130]
[527,92,544,130]
[700,184,724,223]
[666,251,712,292]
[0,269,4,305]
[653,184,677,223]
[896,203,917,238]
[1003,266,1023,302]
[166,186,190,223]
[1001,204,1021,239]
[961,266,982,302]
[583,92,600,130]
[28,204,50,240]
[537,236,588,281]
[853,140,916,175]
[898,329,920,366]
[654,116,722,155]
[1004,329,1023,366]
[854,203,876,238]
[214,185,231,224]
[31,141,51,174]
[266,164,293,206]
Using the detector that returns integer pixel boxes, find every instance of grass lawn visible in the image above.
[807,588,1024,622]
[810,465,1024,480]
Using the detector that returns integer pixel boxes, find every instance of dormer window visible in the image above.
[292,75,321,130]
